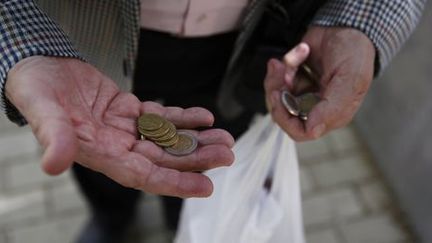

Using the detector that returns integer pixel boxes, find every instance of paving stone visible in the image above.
[0,115,20,133]
[0,190,45,226]
[3,154,66,191]
[311,156,374,188]
[359,181,392,212]
[0,131,40,163]
[49,179,87,214]
[306,228,341,243]
[303,187,363,226]
[341,214,407,243]
[328,126,362,152]
[296,137,333,162]
[8,212,86,243]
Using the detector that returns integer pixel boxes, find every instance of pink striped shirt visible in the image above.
[140,0,250,37]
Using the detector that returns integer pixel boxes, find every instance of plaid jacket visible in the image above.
[0,0,428,125]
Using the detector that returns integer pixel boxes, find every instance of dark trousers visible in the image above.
[72,29,254,232]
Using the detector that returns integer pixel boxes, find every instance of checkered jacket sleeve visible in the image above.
[312,0,428,74]
[0,0,81,125]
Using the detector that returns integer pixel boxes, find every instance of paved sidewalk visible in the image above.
[0,114,414,243]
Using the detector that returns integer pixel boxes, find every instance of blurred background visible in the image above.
[0,2,430,243]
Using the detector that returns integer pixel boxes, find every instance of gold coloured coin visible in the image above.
[292,64,320,95]
[165,131,198,156]
[152,125,177,142]
[297,93,320,121]
[139,121,171,138]
[137,114,199,155]
[297,93,320,113]
[138,113,165,131]
[155,134,180,147]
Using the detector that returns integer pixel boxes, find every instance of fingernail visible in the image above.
[312,124,326,138]
[296,43,309,54]
[295,43,304,52]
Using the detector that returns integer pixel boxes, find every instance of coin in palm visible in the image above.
[165,130,198,156]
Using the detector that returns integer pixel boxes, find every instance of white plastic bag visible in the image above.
[175,115,305,243]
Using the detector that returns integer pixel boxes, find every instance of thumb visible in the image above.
[39,114,78,175]
[5,56,79,175]
[23,96,78,175]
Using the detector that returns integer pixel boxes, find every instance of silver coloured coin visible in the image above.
[165,130,198,156]
[299,111,308,121]
[281,90,300,116]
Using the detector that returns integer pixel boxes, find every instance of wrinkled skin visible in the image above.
[265,26,376,141]
[6,56,235,198]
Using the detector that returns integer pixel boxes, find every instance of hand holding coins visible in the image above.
[9,56,234,197]
[137,113,198,156]
[264,43,327,141]
[281,64,321,121]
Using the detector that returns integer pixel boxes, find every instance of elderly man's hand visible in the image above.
[265,26,376,141]
[5,56,235,198]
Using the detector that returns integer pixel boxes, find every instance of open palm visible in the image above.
[6,56,234,197]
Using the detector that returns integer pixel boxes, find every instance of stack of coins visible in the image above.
[297,93,320,120]
[137,113,198,156]
[138,113,179,147]
[281,64,321,121]
[281,91,320,121]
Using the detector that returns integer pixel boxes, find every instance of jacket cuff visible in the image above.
[0,0,82,125]
[311,0,426,75]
